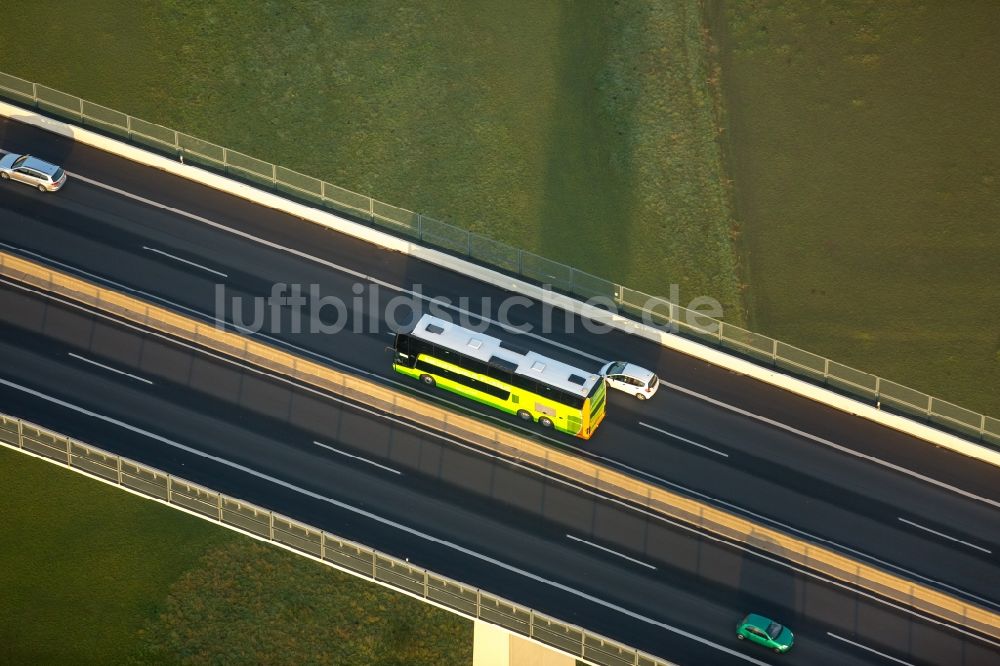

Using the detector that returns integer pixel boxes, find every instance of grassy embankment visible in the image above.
[1,0,741,319]
[717,0,1000,415]
[0,448,471,664]
[0,0,737,660]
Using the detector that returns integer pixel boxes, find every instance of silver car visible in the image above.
[0,153,67,192]
[600,361,660,400]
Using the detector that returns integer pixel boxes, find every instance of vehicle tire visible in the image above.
[0,172,8,180]
[736,634,744,640]
[38,184,47,192]
[635,392,647,400]
[539,416,553,428]
[419,374,435,387]
[516,410,533,422]
[774,648,782,654]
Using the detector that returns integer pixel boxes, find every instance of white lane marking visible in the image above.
[665,380,1000,511]
[2,272,561,467]
[67,171,604,363]
[67,352,153,385]
[566,534,656,570]
[0,241,560,444]
[2,369,999,650]
[7,268,1000,608]
[898,518,992,555]
[38,176,1000,510]
[141,245,228,278]
[0,377,769,666]
[0,242,377,377]
[0,245,659,482]
[314,440,401,475]
[639,422,729,457]
[549,429,1000,611]
[826,633,916,665]
[6,271,999,611]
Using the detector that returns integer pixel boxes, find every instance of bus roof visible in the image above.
[408,314,601,398]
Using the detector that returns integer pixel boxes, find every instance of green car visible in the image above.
[736,613,794,653]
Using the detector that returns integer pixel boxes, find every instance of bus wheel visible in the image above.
[420,374,435,386]
[516,410,533,422]
[539,417,553,428]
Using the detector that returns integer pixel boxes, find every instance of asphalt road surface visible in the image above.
[1,115,999,665]
[3,283,998,665]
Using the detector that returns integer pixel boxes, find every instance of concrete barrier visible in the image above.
[0,413,673,666]
[3,249,998,641]
[1,100,996,467]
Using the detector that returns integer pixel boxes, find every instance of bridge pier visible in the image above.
[473,620,575,666]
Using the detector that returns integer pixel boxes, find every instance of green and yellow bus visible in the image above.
[392,314,607,439]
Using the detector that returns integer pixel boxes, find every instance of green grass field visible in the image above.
[0,0,742,320]
[3,0,998,659]
[4,2,996,414]
[717,0,1000,416]
[0,448,471,664]
[1,3,741,659]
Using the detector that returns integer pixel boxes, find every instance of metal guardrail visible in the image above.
[3,249,999,642]
[0,70,996,449]
[0,413,673,666]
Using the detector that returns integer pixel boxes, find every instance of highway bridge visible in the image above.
[1,114,999,665]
